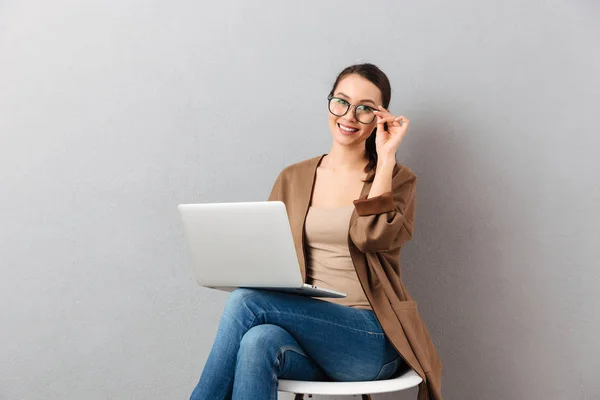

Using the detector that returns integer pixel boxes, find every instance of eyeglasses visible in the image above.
[327,95,377,124]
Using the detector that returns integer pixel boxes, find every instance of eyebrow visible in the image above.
[335,92,377,106]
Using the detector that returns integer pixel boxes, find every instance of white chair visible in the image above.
[278,368,422,399]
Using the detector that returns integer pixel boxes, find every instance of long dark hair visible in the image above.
[328,63,392,181]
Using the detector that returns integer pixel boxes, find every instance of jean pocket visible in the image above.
[372,356,402,381]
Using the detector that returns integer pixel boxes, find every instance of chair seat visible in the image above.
[278,369,422,396]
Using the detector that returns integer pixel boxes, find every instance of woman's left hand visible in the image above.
[373,106,410,159]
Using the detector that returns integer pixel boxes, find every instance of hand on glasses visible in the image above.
[373,106,410,159]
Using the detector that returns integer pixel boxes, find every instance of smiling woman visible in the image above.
[189,64,442,400]
[326,65,393,180]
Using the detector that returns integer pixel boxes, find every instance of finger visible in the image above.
[374,109,393,118]
[377,117,397,125]
[394,116,409,126]
[376,116,397,125]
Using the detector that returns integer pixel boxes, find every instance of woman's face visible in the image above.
[328,73,383,148]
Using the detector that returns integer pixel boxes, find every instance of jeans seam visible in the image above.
[274,346,307,374]
[278,345,307,359]
[373,356,401,380]
[273,345,307,399]
[256,310,386,336]
[271,366,277,400]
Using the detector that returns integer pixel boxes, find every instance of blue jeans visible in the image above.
[189,288,406,400]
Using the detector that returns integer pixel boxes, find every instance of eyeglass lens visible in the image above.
[328,97,375,124]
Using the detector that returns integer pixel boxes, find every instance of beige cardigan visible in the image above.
[268,154,443,400]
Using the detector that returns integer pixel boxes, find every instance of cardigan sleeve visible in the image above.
[349,169,417,253]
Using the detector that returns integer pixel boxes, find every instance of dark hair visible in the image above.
[328,63,392,181]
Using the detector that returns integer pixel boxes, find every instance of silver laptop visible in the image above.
[177,201,346,298]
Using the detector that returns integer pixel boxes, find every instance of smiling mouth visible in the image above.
[338,123,359,133]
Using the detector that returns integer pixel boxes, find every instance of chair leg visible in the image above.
[361,395,372,400]
[293,394,304,400]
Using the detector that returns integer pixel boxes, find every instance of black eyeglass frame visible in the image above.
[327,94,378,124]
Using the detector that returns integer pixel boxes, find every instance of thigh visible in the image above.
[227,288,401,381]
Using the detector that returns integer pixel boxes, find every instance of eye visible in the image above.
[356,105,373,112]
[333,98,349,106]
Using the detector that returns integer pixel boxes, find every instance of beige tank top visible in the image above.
[304,205,372,310]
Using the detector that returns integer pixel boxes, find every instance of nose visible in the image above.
[342,105,358,123]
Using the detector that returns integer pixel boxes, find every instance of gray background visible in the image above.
[1,0,598,399]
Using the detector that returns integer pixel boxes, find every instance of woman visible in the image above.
[190,63,443,400]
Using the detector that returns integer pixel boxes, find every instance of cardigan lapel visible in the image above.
[297,154,325,283]
[349,167,375,229]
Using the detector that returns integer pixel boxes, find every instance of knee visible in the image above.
[237,324,283,361]
[226,288,257,306]
[224,288,265,314]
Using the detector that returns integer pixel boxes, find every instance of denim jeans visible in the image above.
[189,288,406,400]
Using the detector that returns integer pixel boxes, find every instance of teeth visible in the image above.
[339,124,358,132]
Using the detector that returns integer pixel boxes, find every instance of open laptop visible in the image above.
[177,201,346,298]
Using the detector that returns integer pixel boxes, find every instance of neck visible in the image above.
[324,142,369,171]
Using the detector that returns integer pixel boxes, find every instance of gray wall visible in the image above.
[1,0,598,399]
